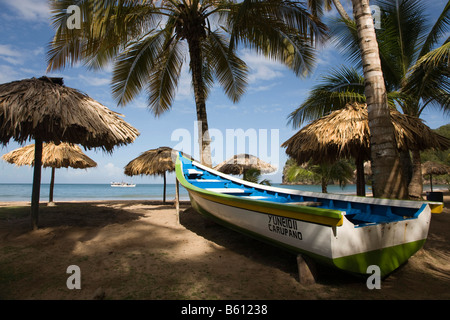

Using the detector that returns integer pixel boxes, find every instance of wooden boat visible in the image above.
[176,154,443,277]
[110,182,136,187]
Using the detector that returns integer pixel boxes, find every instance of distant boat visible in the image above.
[176,153,443,278]
[111,182,136,187]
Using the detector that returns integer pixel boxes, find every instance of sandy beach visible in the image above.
[1,193,449,300]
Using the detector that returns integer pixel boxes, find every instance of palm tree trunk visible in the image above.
[31,138,43,230]
[187,37,212,168]
[408,149,423,199]
[332,0,351,20]
[321,176,327,193]
[351,0,408,199]
[49,167,55,203]
[355,155,366,196]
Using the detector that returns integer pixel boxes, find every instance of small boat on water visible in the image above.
[110,182,136,187]
[176,153,443,277]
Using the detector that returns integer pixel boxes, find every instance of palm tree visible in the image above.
[47,0,326,167]
[285,158,354,193]
[349,0,408,199]
[304,0,406,199]
[242,168,272,185]
[291,0,449,198]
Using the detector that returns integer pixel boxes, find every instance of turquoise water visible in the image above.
[0,183,445,202]
[0,183,191,202]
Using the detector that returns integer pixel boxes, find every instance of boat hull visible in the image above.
[187,189,429,277]
[176,155,433,277]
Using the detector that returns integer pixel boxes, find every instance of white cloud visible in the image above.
[0,64,21,83]
[103,162,125,178]
[0,44,46,69]
[239,50,286,88]
[0,44,24,65]
[0,0,50,22]
[174,64,194,102]
[249,82,279,93]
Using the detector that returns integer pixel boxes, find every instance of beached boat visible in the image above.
[175,154,443,277]
[110,182,136,187]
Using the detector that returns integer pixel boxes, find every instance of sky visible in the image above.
[0,0,448,185]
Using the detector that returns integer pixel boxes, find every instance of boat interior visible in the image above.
[179,156,424,226]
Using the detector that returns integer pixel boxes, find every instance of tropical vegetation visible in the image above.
[288,0,449,199]
[242,168,272,185]
[47,0,327,167]
[283,157,354,193]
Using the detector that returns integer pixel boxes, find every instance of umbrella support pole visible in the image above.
[31,138,43,230]
[356,156,366,197]
[175,179,180,224]
[49,167,55,205]
[163,172,167,204]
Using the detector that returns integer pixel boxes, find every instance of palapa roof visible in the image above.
[422,161,450,176]
[0,77,139,151]
[2,143,97,169]
[282,103,450,164]
[124,147,190,176]
[214,154,277,175]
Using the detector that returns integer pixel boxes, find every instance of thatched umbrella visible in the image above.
[124,147,190,203]
[214,154,277,176]
[282,103,450,196]
[422,161,450,192]
[0,76,139,229]
[2,143,97,204]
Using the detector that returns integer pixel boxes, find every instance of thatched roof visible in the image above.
[124,147,190,176]
[2,143,97,169]
[214,154,277,175]
[422,161,450,176]
[0,77,139,151]
[282,103,450,164]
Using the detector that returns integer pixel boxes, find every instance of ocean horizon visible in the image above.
[0,182,447,203]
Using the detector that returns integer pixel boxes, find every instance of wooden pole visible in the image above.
[163,171,167,203]
[356,155,366,197]
[175,178,180,224]
[31,138,43,230]
[49,167,55,204]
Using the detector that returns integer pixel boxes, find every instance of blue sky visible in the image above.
[0,0,448,185]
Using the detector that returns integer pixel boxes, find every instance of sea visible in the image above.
[0,183,445,202]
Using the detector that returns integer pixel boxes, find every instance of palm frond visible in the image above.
[111,30,166,106]
[417,0,450,59]
[227,0,327,76]
[402,39,450,115]
[147,36,185,116]
[329,17,360,67]
[287,66,365,128]
[47,0,158,71]
[204,30,248,102]
[375,0,427,87]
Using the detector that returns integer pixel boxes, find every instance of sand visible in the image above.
[0,193,449,300]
